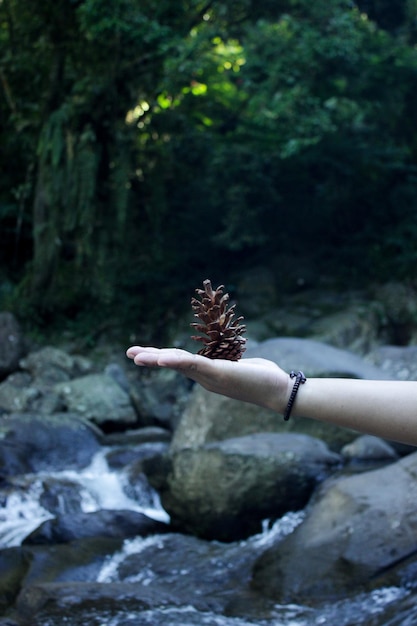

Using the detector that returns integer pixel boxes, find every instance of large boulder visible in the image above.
[251,451,417,602]
[144,432,340,541]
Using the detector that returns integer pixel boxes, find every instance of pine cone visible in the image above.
[191,279,247,360]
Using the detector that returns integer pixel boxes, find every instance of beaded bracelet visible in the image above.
[283,370,307,421]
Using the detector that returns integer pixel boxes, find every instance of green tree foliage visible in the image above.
[1,0,417,337]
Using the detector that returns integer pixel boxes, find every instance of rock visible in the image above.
[23,510,168,544]
[251,451,417,601]
[20,346,92,384]
[20,537,123,588]
[15,581,178,624]
[373,282,417,345]
[144,433,340,541]
[0,312,24,381]
[105,441,169,470]
[128,368,192,430]
[172,385,357,454]
[366,344,417,381]
[0,413,102,477]
[341,435,399,461]
[0,373,41,414]
[38,477,87,515]
[309,306,380,355]
[171,385,280,452]
[55,373,136,426]
[103,426,172,447]
[101,531,260,607]
[15,531,272,621]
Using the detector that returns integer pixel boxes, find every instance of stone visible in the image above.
[251,451,417,601]
[144,433,340,541]
[341,435,399,461]
[55,373,136,426]
[23,510,168,545]
[0,413,102,476]
[245,337,392,379]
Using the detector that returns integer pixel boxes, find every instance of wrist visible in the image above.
[283,371,307,420]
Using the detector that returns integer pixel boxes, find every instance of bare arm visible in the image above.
[126,346,417,446]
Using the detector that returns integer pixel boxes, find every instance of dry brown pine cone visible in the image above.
[191,279,246,360]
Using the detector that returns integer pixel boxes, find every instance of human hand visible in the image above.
[126,346,290,412]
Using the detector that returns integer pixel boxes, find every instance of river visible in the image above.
[1,445,416,625]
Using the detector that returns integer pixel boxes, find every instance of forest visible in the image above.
[1,0,417,342]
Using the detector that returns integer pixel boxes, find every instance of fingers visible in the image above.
[126,346,200,371]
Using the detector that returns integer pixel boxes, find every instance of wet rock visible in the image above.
[251,451,417,601]
[15,581,178,625]
[0,413,102,477]
[23,510,169,544]
[55,373,136,426]
[103,426,172,447]
[0,312,25,381]
[38,477,87,515]
[105,441,169,470]
[144,433,340,541]
[102,531,258,609]
[21,537,124,588]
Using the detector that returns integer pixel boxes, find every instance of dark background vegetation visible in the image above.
[1,0,417,343]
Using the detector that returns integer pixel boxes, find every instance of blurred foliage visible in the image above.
[1,0,417,340]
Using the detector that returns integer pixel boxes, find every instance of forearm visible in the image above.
[126,346,417,446]
[288,378,417,446]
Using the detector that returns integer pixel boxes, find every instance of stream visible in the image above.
[1,445,416,626]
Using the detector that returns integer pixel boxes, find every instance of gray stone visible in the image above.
[252,451,417,601]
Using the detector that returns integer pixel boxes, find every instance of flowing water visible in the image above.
[1,449,415,625]
[0,448,169,548]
